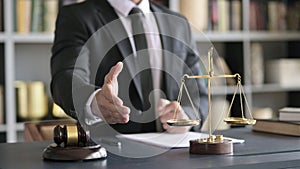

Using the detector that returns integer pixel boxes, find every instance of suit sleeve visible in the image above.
[50,6,97,119]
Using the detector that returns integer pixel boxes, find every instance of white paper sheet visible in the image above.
[117,132,244,149]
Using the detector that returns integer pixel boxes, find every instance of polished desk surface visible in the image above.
[1,128,300,169]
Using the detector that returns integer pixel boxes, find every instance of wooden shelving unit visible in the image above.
[0,0,55,142]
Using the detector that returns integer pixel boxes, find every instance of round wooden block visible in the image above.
[43,143,107,161]
[189,139,233,155]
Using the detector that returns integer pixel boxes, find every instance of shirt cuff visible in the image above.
[84,88,103,125]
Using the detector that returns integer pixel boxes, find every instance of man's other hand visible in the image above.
[158,99,191,133]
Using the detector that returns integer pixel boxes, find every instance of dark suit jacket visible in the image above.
[51,0,208,133]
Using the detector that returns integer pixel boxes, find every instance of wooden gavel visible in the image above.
[53,124,90,147]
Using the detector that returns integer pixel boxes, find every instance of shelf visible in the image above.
[248,32,300,41]
[211,85,251,95]
[0,33,5,42]
[193,31,244,42]
[6,31,300,43]
[16,123,24,131]
[251,84,300,93]
[12,33,54,43]
[0,33,54,43]
[193,31,300,42]
[0,124,6,132]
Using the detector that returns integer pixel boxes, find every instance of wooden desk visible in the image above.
[0,128,300,169]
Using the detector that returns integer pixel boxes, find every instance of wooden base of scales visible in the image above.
[189,135,233,154]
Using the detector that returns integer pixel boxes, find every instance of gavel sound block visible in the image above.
[43,124,107,161]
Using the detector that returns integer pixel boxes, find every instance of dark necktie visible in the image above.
[129,7,153,111]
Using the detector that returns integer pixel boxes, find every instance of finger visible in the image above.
[159,101,180,116]
[162,123,170,130]
[100,105,130,124]
[105,112,129,124]
[166,126,190,134]
[99,100,129,115]
[160,111,175,123]
[159,102,181,123]
[112,111,130,123]
[157,99,170,112]
[108,110,130,123]
[101,84,123,106]
[162,122,190,134]
[98,94,130,115]
[105,62,123,84]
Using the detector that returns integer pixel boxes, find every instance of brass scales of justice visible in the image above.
[167,47,256,154]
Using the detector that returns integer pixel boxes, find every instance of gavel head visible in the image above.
[53,124,90,147]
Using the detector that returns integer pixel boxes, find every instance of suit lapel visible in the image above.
[93,0,143,101]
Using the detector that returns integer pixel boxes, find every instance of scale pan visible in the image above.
[224,117,256,125]
[167,119,200,126]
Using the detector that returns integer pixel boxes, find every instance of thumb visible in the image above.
[105,62,123,84]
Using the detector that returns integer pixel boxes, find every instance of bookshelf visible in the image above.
[0,0,300,142]
[170,0,300,119]
[0,0,57,142]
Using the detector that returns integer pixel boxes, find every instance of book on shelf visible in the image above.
[250,0,300,31]
[230,0,242,31]
[267,1,279,31]
[52,103,72,119]
[0,48,3,125]
[286,1,300,31]
[252,119,300,137]
[14,81,28,120]
[250,42,264,85]
[179,0,208,31]
[250,0,268,31]
[210,0,218,31]
[43,0,59,33]
[267,1,288,31]
[217,0,229,32]
[14,81,48,121]
[265,58,300,87]
[0,85,3,124]
[179,0,242,32]
[0,0,3,32]
[16,0,32,33]
[277,1,287,31]
[0,47,3,86]
[279,107,300,121]
[14,0,59,33]
[31,0,44,32]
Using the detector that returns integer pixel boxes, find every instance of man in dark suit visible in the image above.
[51,0,208,134]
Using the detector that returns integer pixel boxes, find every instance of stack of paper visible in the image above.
[117,132,244,149]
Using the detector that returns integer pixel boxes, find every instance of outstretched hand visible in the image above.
[93,62,130,124]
